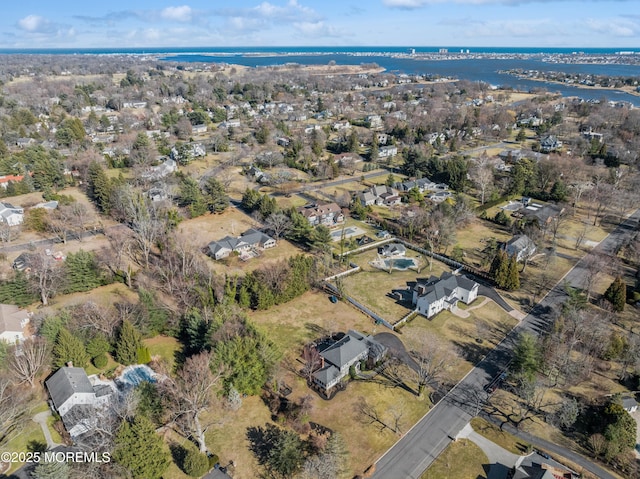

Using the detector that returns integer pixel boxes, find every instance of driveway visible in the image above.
[373,332,418,373]
[457,423,521,479]
[32,411,61,449]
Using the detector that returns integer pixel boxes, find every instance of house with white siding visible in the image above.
[412,272,479,318]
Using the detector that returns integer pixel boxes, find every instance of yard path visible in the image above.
[32,410,62,449]
[450,297,491,318]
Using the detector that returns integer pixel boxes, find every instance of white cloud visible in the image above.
[294,21,343,37]
[18,15,50,32]
[384,0,635,7]
[584,18,639,37]
[218,1,322,23]
[161,5,193,22]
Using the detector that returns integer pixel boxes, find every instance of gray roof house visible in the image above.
[503,234,536,262]
[357,185,401,207]
[540,135,562,153]
[207,236,250,260]
[45,367,115,438]
[207,229,276,260]
[297,203,344,228]
[412,272,479,318]
[312,330,387,394]
[395,178,437,193]
[379,243,406,257]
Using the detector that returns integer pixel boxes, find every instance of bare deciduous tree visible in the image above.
[301,344,322,381]
[161,352,224,453]
[29,250,65,306]
[7,338,50,388]
[471,154,494,205]
[410,331,461,397]
[111,186,166,268]
[264,212,292,241]
[0,374,30,448]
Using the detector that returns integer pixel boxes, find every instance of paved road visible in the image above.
[371,210,640,479]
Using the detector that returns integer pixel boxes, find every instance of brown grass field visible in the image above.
[421,438,488,479]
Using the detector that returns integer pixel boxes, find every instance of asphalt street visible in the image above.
[371,210,640,479]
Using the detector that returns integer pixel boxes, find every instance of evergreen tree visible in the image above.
[113,415,170,479]
[182,447,209,477]
[86,334,111,358]
[137,346,152,364]
[241,188,262,211]
[0,271,38,307]
[506,254,520,291]
[203,177,228,214]
[53,328,89,368]
[114,320,143,365]
[178,176,207,217]
[493,250,510,289]
[267,427,306,478]
[87,162,113,213]
[516,128,527,142]
[604,276,626,312]
[550,179,568,202]
[512,333,539,381]
[64,250,105,293]
[31,459,70,479]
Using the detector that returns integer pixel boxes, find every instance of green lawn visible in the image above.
[144,335,181,372]
[340,249,448,322]
[421,439,488,479]
[3,418,46,475]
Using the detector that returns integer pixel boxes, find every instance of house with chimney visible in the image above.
[297,203,344,228]
[45,366,115,439]
[311,331,387,395]
[357,185,401,207]
[412,272,479,318]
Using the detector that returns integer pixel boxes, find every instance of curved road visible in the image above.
[371,210,640,479]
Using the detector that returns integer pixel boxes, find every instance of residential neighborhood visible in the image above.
[0,46,638,479]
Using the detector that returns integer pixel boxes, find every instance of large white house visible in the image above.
[0,202,24,226]
[0,304,31,343]
[45,366,115,438]
[412,272,479,318]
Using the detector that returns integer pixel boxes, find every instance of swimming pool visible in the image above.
[116,364,157,389]
[384,257,419,270]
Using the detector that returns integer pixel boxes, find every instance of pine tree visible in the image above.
[113,415,169,479]
[64,250,104,293]
[203,177,228,214]
[494,250,510,289]
[87,162,113,213]
[53,328,89,368]
[604,276,626,312]
[115,320,143,365]
[31,459,70,479]
[506,254,520,291]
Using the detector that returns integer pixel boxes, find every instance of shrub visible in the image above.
[92,353,108,369]
[207,454,219,470]
[182,448,209,477]
[137,346,151,364]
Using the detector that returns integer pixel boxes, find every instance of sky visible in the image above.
[1,0,639,49]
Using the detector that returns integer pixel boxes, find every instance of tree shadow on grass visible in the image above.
[169,442,188,472]
[246,423,280,466]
